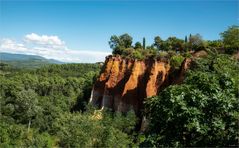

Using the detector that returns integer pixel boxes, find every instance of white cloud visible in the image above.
[0,34,110,63]
[24,33,66,50]
[25,33,65,46]
[0,39,27,51]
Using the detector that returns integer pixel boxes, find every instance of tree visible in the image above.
[143,37,146,49]
[109,35,120,52]
[134,42,142,49]
[185,36,188,43]
[220,25,239,53]
[170,55,184,68]
[164,37,184,51]
[109,35,123,55]
[15,89,41,132]
[119,33,133,49]
[189,34,205,51]
[154,36,163,50]
[184,36,189,52]
[207,40,223,49]
[109,34,133,55]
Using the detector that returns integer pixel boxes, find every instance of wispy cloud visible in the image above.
[0,33,110,63]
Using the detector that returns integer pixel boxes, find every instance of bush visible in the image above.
[122,48,134,57]
[157,51,168,58]
[170,55,184,68]
[182,51,192,58]
[220,25,239,54]
[131,50,144,60]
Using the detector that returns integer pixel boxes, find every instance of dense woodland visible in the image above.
[0,26,239,147]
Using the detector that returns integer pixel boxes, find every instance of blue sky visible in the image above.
[0,0,238,62]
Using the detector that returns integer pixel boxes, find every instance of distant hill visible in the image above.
[0,52,64,69]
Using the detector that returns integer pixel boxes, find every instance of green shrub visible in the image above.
[170,55,184,68]
[157,51,168,58]
[167,50,177,57]
[132,50,144,60]
[182,51,192,58]
[122,48,134,57]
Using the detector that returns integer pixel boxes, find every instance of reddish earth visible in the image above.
[90,55,192,115]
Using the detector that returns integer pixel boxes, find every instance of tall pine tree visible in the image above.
[185,36,188,43]
[184,35,188,52]
[143,37,146,49]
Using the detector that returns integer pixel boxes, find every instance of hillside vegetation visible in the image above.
[0,63,139,147]
[109,25,239,61]
[0,53,63,69]
[0,26,238,147]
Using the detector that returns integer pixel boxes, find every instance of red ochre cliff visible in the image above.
[90,55,192,115]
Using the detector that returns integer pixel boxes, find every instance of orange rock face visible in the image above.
[146,61,170,97]
[90,56,191,115]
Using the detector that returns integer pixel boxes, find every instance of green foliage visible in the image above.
[2,26,238,147]
[185,36,188,43]
[0,52,64,69]
[109,26,238,60]
[134,41,142,49]
[189,33,206,51]
[0,60,52,69]
[52,109,137,147]
[158,51,169,58]
[121,48,159,60]
[170,55,185,68]
[0,63,101,145]
[132,50,144,60]
[182,51,192,58]
[206,40,223,49]
[109,33,133,55]
[154,36,163,50]
[144,53,239,147]
[164,36,184,51]
[0,63,138,147]
[220,25,239,53]
[0,121,56,147]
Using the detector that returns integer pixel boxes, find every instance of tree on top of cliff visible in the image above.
[220,25,239,54]
[206,40,223,50]
[164,36,184,51]
[188,33,206,51]
[135,42,142,49]
[109,25,238,59]
[109,33,133,55]
[143,37,146,49]
[154,36,163,50]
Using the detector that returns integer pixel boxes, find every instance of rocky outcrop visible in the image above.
[90,55,191,115]
[173,58,192,84]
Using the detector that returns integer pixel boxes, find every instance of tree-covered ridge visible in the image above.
[0,52,64,69]
[109,25,239,60]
